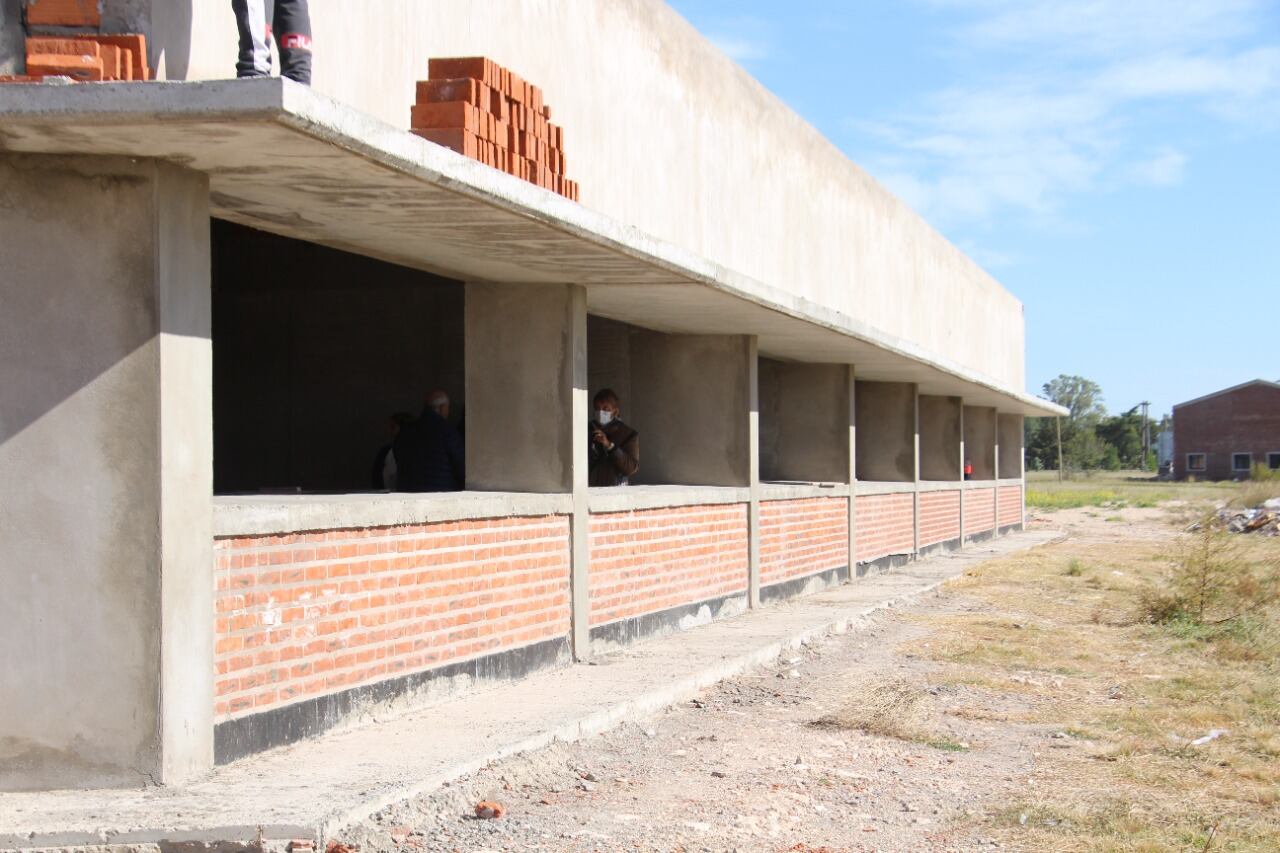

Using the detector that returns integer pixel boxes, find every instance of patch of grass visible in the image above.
[1027,488,1124,510]
[910,520,1280,850]
[812,676,937,744]
[925,738,969,752]
[1105,515,1124,522]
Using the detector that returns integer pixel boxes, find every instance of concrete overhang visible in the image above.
[0,79,1066,417]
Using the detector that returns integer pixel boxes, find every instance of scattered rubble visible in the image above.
[1187,500,1280,535]
[473,800,506,819]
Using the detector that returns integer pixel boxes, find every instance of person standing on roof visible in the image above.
[232,0,313,85]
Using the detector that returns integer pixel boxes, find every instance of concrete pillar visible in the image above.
[758,359,850,482]
[0,154,213,790]
[919,396,963,481]
[962,406,997,480]
[628,333,754,486]
[912,386,921,555]
[957,403,966,546]
[854,381,916,482]
[747,340,761,609]
[464,282,589,657]
[464,283,585,493]
[0,0,22,76]
[846,366,858,573]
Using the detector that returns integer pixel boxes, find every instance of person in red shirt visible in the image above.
[964,459,974,480]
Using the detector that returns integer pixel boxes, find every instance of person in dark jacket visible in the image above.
[232,0,313,85]
[393,391,465,492]
[588,389,639,487]
[370,411,413,491]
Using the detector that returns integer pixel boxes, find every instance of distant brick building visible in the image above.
[1172,380,1280,480]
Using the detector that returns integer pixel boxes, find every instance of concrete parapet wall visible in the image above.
[587,503,749,629]
[963,487,997,536]
[759,498,849,587]
[211,515,571,753]
[855,492,916,562]
[998,485,1023,527]
[919,490,962,547]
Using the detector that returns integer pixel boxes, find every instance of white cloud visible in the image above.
[852,0,1280,226]
[1126,147,1188,187]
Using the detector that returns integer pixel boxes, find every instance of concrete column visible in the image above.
[628,333,754,486]
[747,339,761,609]
[846,366,858,576]
[758,359,850,482]
[464,283,584,493]
[998,413,1025,531]
[854,381,916,482]
[912,386,921,555]
[0,154,212,790]
[463,282,589,657]
[957,403,966,547]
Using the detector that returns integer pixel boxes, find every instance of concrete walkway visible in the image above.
[0,529,1061,849]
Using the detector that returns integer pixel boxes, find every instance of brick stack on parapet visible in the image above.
[411,57,579,201]
[2,2,150,84]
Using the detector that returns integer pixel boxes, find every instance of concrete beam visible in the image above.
[758,359,850,483]
[0,154,213,790]
[919,395,963,481]
[855,381,916,483]
[628,332,755,487]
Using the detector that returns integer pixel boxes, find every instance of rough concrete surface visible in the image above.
[0,529,1058,849]
[0,82,1061,417]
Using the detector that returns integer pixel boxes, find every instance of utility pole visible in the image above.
[1056,416,1064,482]
[1140,400,1150,471]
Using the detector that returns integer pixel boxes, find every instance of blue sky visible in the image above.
[667,0,1279,419]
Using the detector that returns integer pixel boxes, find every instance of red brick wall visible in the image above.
[589,504,749,628]
[855,492,915,561]
[998,485,1023,527]
[918,490,961,547]
[760,498,849,586]
[964,487,996,536]
[1173,383,1280,480]
[212,515,571,721]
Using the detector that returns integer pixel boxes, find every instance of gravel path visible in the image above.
[342,559,1062,852]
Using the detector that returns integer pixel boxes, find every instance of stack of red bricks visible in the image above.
[1,1,150,83]
[412,57,578,201]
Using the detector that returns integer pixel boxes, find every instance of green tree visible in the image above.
[1042,375,1105,424]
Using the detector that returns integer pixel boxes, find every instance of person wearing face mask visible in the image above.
[589,389,639,487]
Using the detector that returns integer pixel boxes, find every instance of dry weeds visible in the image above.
[902,503,1280,851]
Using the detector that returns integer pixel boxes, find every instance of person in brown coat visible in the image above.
[589,388,639,487]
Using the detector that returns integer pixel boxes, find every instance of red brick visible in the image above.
[26,53,103,81]
[94,34,149,81]
[97,43,123,80]
[428,57,497,87]
[25,37,99,59]
[413,128,480,158]
[24,0,100,27]
[411,101,481,132]
[417,77,486,107]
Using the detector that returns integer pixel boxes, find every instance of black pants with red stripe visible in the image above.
[232,0,312,85]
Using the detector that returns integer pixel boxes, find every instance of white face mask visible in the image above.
[596,410,614,426]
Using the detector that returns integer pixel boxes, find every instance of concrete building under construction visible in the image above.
[0,0,1064,793]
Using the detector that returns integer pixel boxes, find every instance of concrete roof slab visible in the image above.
[0,79,1065,416]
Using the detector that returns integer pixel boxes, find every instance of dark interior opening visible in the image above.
[211,220,464,494]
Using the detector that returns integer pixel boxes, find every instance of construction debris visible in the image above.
[474,800,506,819]
[1190,504,1280,536]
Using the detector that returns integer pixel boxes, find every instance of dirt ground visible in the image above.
[342,503,1279,853]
